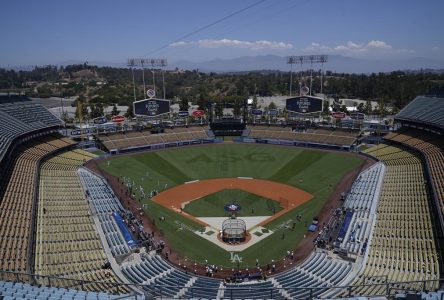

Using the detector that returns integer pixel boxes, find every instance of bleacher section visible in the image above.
[339,163,385,254]
[384,129,444,225]
[0,280,141,300]
[78,168,132,257]
[245,126,358,147]
[120,250,352,299]
[273,251,352,299]
[0,102,62,162]
[348,144,441,295]
[98,127,212,152]
[34,150,127,293]
[396,96,444,130]
[0,137,75,274]
[78,169,125,214]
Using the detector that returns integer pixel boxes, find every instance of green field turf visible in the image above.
[98,143,364,267]
[89,149,106,156]
[183,189,283,217]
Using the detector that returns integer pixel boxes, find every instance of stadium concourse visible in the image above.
[0,96,443,299]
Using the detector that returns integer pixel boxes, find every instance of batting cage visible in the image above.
[221,218,247,243]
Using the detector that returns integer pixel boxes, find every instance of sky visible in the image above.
[1,0,443,66]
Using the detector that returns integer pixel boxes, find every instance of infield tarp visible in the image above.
[112,212,138,248]
[336,210,354,242]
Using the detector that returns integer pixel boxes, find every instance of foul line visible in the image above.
[237,177,253,180]
[185,180,199,184]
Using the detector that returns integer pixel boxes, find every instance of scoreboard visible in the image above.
[286,96,323,114]
[133,98,170,117]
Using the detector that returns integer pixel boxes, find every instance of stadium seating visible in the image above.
[0,102,63,162]
[78,169,125,214]
[395,96,444,129]
[78,168,131,257]
[34,150,127,293]
[245,126,358,146]
[383,129,444,219]
[121,251,352,299]
[338,163,385,254]
[349,144,441,296]
[224,280,284,299]
[97,127,212,151]
[274,251,352,299]
[0,280,142,300]
[0,137,74,274]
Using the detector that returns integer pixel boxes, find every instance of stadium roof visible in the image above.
[395,96,444,130]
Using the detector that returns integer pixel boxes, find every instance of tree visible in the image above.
[89,102,104,119]
[214,100,224,118]
[364,100,372,115]
[196,91,208,110]
[125,103,134,118]
[75,101,88,121]
[111,104,120,116]
[74,95,88,121]
[268,101,277,110]
[233,99,242,117]
[179,98,189,111]
[322,100,330,115]
[252,94,258,109]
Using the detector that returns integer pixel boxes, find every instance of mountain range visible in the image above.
[172,55,444,74]
[7,55,444,74]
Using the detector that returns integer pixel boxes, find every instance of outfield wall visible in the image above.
[108,138,216,155]
[235,137,354,151]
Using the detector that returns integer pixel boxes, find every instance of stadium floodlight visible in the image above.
[286,57,296,97]
[139,59,147,97]
[147,58,168,99]
[127,58,137,101]
[286,55,328,96]
[127,58,168,100]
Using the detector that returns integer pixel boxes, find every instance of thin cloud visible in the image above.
[304,40,413,56]
[170,38,293,50]
[367,40,392,49]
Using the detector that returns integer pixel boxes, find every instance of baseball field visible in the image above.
[97,143,364,267]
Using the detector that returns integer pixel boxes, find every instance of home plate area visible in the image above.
[196,216,274,251]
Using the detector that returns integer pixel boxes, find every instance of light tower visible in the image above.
[286,55,328,96]
[286,56,296,97]
[127,58,137,101]
[127,58,167,100]
[148,58,168,99]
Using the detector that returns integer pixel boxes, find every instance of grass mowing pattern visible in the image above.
[183,189,283,217]
[99,144,363,267]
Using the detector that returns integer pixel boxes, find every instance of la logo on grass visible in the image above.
[230,252,242,263]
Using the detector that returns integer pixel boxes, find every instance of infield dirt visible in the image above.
[152,178,313,227]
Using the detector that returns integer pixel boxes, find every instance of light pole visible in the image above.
[287,57,295,97]
[148,58,167,98]
[286,55,328,96]
[140,59,146,97]
[127,59,137,102]
[162,69,166,99]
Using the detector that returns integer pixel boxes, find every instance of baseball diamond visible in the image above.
[152,178,313,228]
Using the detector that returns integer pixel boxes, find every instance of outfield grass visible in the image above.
[89,149,106,156]
[183,189,283,217]
[98,144,363,267]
